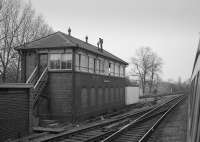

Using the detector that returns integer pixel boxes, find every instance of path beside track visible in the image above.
[147,97,188,142]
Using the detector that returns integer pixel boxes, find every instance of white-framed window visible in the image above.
[95,59,100,74]
[89,57,94,73]
[109,62,115,76]
[75,53,89,72]
[104,60,109,75]
[80,54,89,72]
[120,65,124,77]
[49,54,60,69]
[99,58,104,74]
[115,63,120,76]
[75,53,81,71]
[49,53,72,70]
[123,66,125,77]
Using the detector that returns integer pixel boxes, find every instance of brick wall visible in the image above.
[48,72,73,119]
[74,72,126,119]
[0,84,32,141]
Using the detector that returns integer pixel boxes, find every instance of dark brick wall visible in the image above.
[48,72,73,119]
[74,72,126,119]
[0,84,32,141]
[44,71,126,121]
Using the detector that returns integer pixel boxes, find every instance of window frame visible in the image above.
[48,53,72,71]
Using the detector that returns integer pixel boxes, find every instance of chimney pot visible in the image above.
[68,27,71,36]
[97,41,100,49]
[99,38,103,51]
[85,36,88,43]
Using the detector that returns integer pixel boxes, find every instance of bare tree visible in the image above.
[149,52,163,93]
[14,2,53,82]
[0,0,53,83]
[130,47,163,95]
[131,47,153,94]
[0,0,24,82]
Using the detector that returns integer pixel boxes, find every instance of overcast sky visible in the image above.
[25,0,200,81]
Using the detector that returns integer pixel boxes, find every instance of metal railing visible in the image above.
[26,65,38,84]
[33,67,48,107]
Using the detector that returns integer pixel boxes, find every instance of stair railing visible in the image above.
[33,67,48,107]
[26,65,39,84]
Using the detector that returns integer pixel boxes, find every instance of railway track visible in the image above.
[13,103,154,142]
[26,95,182,142]
[12,95,183,142]
[102,95,185,142]
[33,106,152,142]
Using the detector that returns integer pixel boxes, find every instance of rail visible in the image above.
[101,95,184,142]
[33,67,48,107]
[12,95,183,142]
[34,96,181,141]
[138,96,184,142]
[26,65,38,84]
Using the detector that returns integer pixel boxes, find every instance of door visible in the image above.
[39,54,48,75]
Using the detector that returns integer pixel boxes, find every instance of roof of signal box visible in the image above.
[15,31,128,65]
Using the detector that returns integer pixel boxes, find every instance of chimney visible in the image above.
[85,35,88,43]
[99,38,103,51]
[68,27,71,36]
[97,41,100,49]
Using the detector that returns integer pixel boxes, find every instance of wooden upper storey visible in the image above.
[16,31,128,78]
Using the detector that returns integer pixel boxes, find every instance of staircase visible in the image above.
[26,66,48,109]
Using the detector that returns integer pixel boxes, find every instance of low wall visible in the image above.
[0,83,33,141]
[125,86,140,105]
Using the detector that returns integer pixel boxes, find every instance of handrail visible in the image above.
[34,67,48,90]
[26,65,38,84]
[33,67,48,107]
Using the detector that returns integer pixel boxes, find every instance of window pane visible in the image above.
[49,54,61,69]
[61,54,72,69]
[75,54,80,71]
[115,63,119,76]
[95,59,100,74]
[104,60,109,75]
[81,55,88,72]
[89,57,94,73]
[109,62,114,76]
[99,59,104,74]
[120,65,124,77]
[123,66,125,77]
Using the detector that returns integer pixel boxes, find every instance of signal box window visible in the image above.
[49,53,72,70]
[49,54,60,69]
[61,54,72,69]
